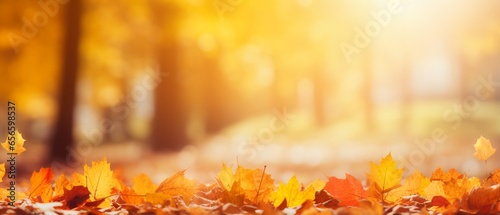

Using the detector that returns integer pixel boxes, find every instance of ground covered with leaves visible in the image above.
[1,133,500,214]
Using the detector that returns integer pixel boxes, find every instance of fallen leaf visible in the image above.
[217,164,274,205]
[145,170,197,206]
[1,130,27,155]
[430,167,461,183]
[54,173,71,199]
[486,168,500,185]
[324,173,366,206]
[430,168,479,202]
[314,189,340,209]
[0,163,4,183]
[385,170,430,203]
[272,175,315,207]
[70,172,85,187]
[133,173,157,195]
[367,153,403,202]
[84,157,115,208]
[430,196,450,207]
[60,186,91,209]
[28,167,54,203]
[473,135,496,161]
[122,173,158,204]
[467,184,500,210]
[424,181,447,201]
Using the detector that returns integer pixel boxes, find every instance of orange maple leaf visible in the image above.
[473,136,496,161]
[54,173,71,199]
[122,173,157,204]
[83,157,115,208]
[1,130,27,155]
[28,167,54,203]
[0,163,5,183]
[145,170,197,206]
[467,185,500,210]
[486,168,500,185]
[367,153,403,202]
[272,175,316,207]
[324,173,366,206]
[133,173,158,195]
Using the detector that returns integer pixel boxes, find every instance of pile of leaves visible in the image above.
[1,133,500,214]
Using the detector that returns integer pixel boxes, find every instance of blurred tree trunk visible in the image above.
[204,62,227,134]
[150,2,188,151]
[50,0,82,163]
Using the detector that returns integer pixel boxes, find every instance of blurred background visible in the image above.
[0,0,500,184]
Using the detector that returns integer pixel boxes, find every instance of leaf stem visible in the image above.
[254,165,267,204]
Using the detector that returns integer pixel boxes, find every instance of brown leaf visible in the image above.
[60,186,91,209]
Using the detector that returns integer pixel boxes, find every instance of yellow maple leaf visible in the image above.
[272,175,316,207]
[386,170,430,203]
[1,130,26,155]
[309,178,326,192]
[145,170,197,206]
[27,167,54,203]
[424,181,447,200]
[367,153,403,195]
[0,163,5,183]
[217,163,275,205]
[473,136,496,161]
[84,157,115,208]
[218,163,235,191]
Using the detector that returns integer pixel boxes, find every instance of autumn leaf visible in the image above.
[221,180,246,205]
[58,186,91,209]
[430,167,461,183]
[218,163,235,191]
[486,168,500,185]
[367,153,403,201]
[429,168,479,202]
[385,170,430,203]
[467,185,500,210]
[145,170,197,206]
[54,173,71,199]
[84,157,115,208]
[1,130,27,155]
[122,173,157,204]
[272,175,315,207]
[70,172,85,187]
[133,173,157,195]
[0,163,5,183]
[424,181,447,201]
[324,173,366,206]
[473,136,496,161]
[217,163,274,205]
[28,167,54,203]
